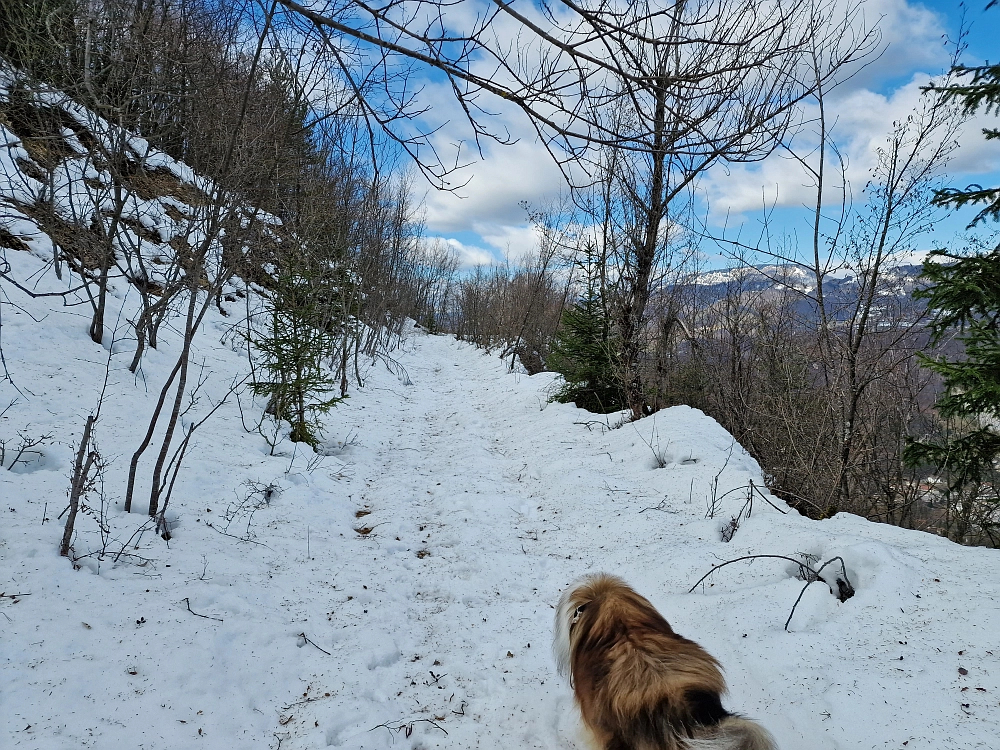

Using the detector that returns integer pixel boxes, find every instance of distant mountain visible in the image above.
[680,263,926,326]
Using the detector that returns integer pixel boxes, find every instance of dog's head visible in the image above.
[553,573,631,679]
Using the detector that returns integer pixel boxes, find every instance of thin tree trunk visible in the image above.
[60,415,96,557]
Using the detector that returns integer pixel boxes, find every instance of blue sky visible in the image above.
[407,0,999,268]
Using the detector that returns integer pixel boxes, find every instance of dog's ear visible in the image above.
[554,575,606,679]
[553,582,581,678]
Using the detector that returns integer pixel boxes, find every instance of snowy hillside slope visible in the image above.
[0,64,282,319]
[3,66,1000,750]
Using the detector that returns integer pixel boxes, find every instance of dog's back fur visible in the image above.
[554,574,776,750]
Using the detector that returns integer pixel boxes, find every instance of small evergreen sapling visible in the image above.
[252,259,343,447]
[547,258,624,413]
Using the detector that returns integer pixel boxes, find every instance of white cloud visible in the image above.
[409,65,565,266]
[701,66,1000,221]
[423,224,545,268]
[478,223,543,264]
[948,109,1000,177]
[419,138,565,233]
[433,237,498,268]
[403,0,991,257]
[847,0,949,83]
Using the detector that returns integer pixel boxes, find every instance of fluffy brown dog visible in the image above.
[554,574,776,750]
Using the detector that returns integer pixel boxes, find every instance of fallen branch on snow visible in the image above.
[688,554,855,631]
[370,717,448,739]
[183,597,223,622]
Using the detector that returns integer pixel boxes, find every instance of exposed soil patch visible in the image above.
[119,160,209,206]
[0,93,82,169]
[163,203,189,222]
[0,227,31,252]
[114,214,162,245]
[15,157,47,184]
[128,274,165,297]
[14,200,109,270]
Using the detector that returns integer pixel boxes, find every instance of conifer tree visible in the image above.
[905,246,1000,488]
[252,253,343,447]
[905,4,1000,542]
[548,254,624,413]
[924,1,1000,226]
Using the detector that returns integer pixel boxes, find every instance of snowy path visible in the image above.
[275,335,608,749]
[266,332,801,749]
[288,338,576,748]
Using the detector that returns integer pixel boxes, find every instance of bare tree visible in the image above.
[707,47,964,518]
[60,415,98,557]
[273,0,878,418]
[403,238,460,332]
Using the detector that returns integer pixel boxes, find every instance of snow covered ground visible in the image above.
[3,229,1000,750]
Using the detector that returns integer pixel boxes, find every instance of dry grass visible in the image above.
[119,160,209,206]
[0,97,81,170]
[0,227,31,253]
[163,203,189,222]
[13,200,108,270]
[114,214,162,244]
[15,157,46,184]
[3,91,209,210]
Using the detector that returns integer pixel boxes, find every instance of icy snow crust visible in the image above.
[3,70,1000,750]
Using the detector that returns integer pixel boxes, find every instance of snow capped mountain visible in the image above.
[691,263,923,299]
